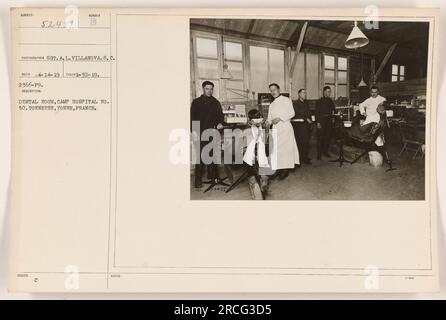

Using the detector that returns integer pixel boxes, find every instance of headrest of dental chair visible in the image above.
[248,109,262,120]
[377,103,386,115]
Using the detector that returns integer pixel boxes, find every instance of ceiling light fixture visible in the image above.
[345,21,369,49]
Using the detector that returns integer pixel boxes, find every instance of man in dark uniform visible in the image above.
[191,81,224,188]
[315,86,335,160]
[291,88,312,164]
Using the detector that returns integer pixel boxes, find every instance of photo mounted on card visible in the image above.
[9,7,439,293]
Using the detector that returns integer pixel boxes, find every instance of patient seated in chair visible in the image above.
[341,102,394,171]
[243,109,273,200]
[348,103,386,145]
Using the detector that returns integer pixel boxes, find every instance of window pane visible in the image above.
[225,61,243,80]
[226,80,245,101]
[338,57,347,70]
[399,76,405,81]
[337,85,348,98]
[197,58,219,79]
[196,37,218,59]
[306,53,320,99]
[269,48,285,89]
[324,55,335,69]
[249,46,268,95]
[392,64,399,75]
[324,69,335,84]
[338,71,347,84]
[224,41,242,61]
[392,75,398,82]
[400,65,405,76]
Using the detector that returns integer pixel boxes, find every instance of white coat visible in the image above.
[359,95,386,125]
[267,95,300,170]
[359,95,387,146]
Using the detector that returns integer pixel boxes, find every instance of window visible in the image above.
[268,48,285,89]
[224,41,245,101]
[324,55,335,95]
[337,57,348,98]
[196,37,218,59]
[192,32,286,102]
[249,46,285,97]
[392,64,405,82]
[195,37,220,98]
[249,46,268,97]
[289,51,320,100]
[323,54,349,99]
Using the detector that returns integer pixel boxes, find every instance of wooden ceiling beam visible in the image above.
[287,22,303,47]
[190,23,288,45]
[374,43,397,82]
[289,21,308,77]
[245,20,256,39]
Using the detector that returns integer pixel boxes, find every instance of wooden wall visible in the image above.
[376,45,428,83]
[377,78,427,98]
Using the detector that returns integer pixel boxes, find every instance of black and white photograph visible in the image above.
[190,18,429,200]
[3,6,442,296]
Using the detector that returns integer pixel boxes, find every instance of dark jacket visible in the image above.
[315,97,335,123]
[190,95,224,133]
[293,99,311,122]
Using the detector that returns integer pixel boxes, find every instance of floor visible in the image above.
[190,142,425,201]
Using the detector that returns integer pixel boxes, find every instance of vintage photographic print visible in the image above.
[190,19,429,201]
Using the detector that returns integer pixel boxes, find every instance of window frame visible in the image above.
[192,32,222,100]
[191,30,288,102]
[391,64,406,82]
[322,52,350,99]
[223,38,246,101]
[248,44,286,97]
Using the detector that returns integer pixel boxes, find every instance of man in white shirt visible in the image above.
[358,86,386,146]
[359,86,386,125]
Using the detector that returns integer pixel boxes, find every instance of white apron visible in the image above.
[243,126,269,168]
[267,95,300,170]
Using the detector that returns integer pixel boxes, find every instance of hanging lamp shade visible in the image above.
[221,63,233,79]
[358,78,368,87]
[345,21,369,49]
[357,47,367,87]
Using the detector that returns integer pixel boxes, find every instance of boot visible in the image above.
[278,169,289,180]
[260,175,269,194]
[248,176,263,200]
